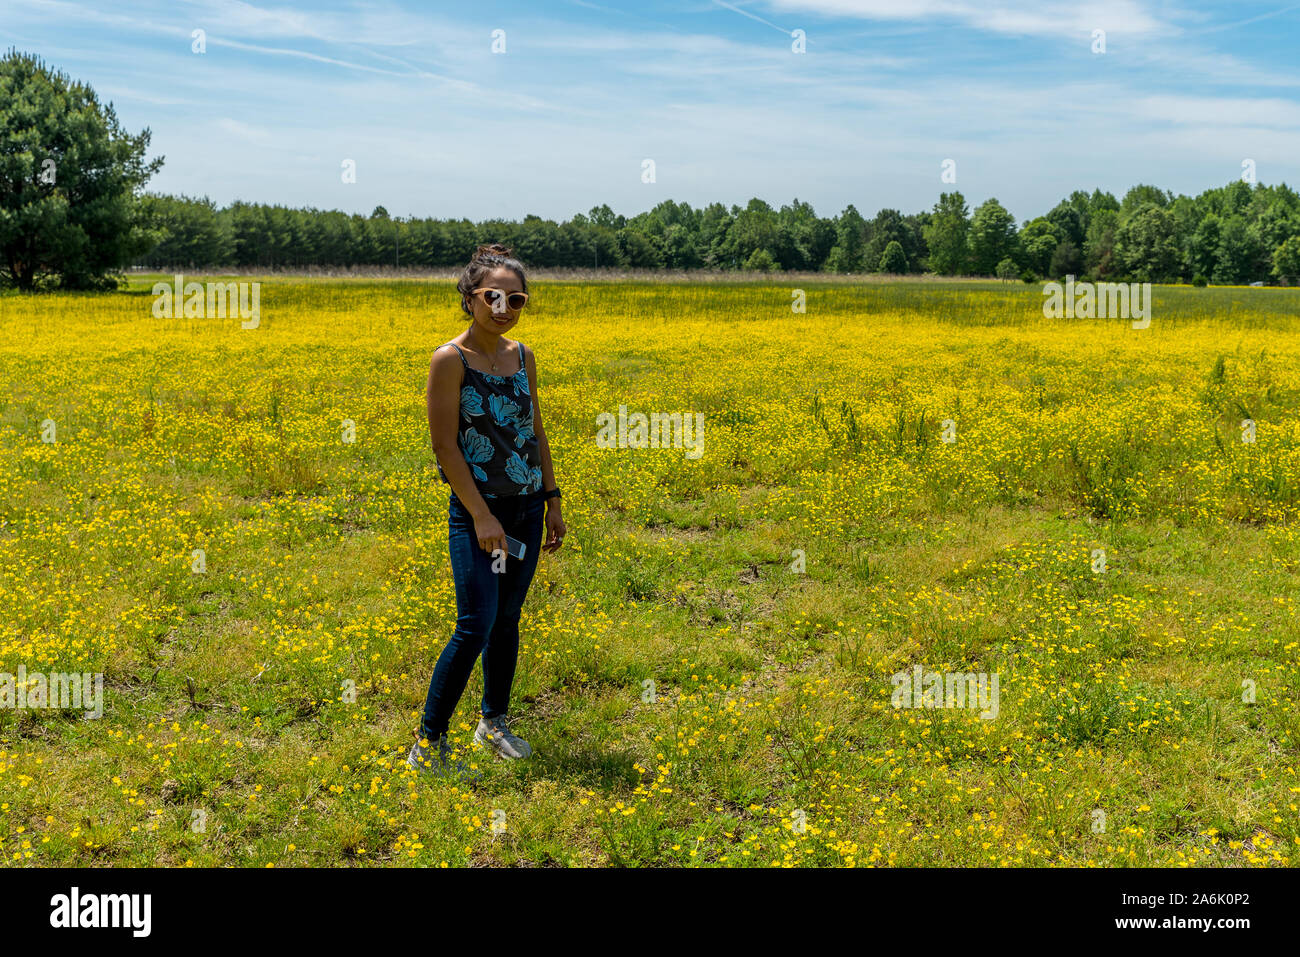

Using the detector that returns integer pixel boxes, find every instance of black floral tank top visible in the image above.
[436,341,543,498]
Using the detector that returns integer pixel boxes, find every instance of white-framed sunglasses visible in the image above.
[471,287,529,313]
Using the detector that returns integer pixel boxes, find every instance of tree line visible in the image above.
[139,182,1300,285]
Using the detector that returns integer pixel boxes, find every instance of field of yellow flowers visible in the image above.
[1,276,1298,867]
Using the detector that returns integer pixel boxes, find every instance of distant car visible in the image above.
[1249,281,1265,287]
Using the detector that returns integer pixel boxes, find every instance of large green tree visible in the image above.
[878,240,908,273]
[864,208,906,272]
[1273,236,1300,284]
[1019,218,1059,275]
[924,191,970,275]
[1048,238,1083,278]
[724,198,779,270]
[826,203,867,273]
[774,198,833,271]
[968,198,1018,276]
[1115,203,1179,282]
[0,50,162,289]
[1046,196,1086,248]
[1187,213,1221,280]
[1212,215,1265,284]
[1084,206,1120,278]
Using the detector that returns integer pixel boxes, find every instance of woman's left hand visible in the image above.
[543,505,566,553]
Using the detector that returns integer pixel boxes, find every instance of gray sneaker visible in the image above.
[406,733,482,781]
[474,715,533,759]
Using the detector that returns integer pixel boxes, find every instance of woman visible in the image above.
[408,243,566,778]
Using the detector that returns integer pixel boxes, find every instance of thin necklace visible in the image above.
[468,333,504,372]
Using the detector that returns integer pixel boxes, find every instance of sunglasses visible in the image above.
[471,287,529,313]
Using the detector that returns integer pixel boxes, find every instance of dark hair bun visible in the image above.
[473,242,515,261]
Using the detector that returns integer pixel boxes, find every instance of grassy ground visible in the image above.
[0,277,1297,867]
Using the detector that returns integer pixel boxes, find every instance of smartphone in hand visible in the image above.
[504,534,526,560]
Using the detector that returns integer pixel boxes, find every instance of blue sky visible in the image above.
[4,0,1299,224]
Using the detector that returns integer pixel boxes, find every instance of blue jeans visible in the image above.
[419,489,546,741]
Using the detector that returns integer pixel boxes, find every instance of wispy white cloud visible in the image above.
[712,0,805,36]
[1131,93,1300,129]
[761,0,1171,37]
[97,85,196,107]
[1183,1,1300,35]
[214,117,275,143]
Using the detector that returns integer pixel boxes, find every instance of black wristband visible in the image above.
[544,488,562,501]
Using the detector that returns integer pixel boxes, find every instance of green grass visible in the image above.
[0,277,1298,867]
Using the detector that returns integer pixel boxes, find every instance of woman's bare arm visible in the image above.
[525,343,566,552]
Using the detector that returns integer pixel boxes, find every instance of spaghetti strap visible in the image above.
[448,343,469,368]
[517,341,525,371]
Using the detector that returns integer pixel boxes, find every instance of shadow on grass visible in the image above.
[516,741,642,790]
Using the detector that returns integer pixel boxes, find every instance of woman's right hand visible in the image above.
[473,511,507,556]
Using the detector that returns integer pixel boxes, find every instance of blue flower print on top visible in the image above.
[504,450,543,492]
[488,392,536,449]
[488,393,522,428]
[510,412,535,448]
[460,385,484,420]
[459,427,494,482]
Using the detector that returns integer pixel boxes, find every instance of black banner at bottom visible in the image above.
[1,865,1284,944]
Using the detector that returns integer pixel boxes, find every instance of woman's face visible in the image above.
[466,266,525,335]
